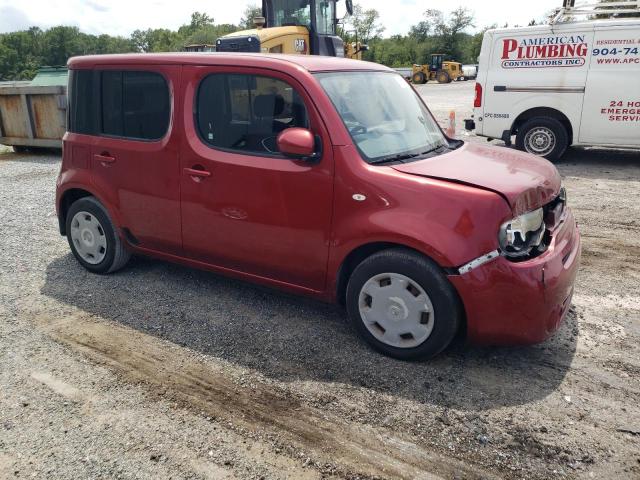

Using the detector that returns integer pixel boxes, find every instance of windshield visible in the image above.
[268,0,311,28]
[315,0,335,34]
[315,72,448,164]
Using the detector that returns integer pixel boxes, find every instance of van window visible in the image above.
[196,73,309,155]
[68,69,95,135]
[100,71,170,140]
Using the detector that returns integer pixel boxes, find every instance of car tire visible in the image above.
[66,196,131,274]
[12,145,28,153]
[516,117,569,161]
[346,248,462,360]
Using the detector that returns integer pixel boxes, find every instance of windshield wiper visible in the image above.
[369,144,449,165]
[369,152,423,165]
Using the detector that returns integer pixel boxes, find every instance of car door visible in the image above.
[89,65,182,254]
[179,66,334,292]
[579,25,640,146]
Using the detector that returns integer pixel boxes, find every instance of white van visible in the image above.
[466,4,640,160]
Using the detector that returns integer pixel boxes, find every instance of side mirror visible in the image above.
[345,0,353,16]
[277,128,320,161]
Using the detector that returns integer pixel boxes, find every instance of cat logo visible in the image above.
[294,39,306,53]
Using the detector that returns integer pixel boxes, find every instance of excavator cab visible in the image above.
[217,0,363,58]
[430,53,444,72]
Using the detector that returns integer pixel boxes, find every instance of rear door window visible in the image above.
[68,69,96,135]
[100,71,170,140]
[196,73,309,155]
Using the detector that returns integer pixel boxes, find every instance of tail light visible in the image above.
[474,82,482,108]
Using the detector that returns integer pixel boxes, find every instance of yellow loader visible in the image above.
[217,0,366,60]
[411,54,464,84]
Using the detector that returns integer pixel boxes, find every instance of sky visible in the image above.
[0,0,563,37]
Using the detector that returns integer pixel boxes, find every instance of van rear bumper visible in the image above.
[449,208,581,345]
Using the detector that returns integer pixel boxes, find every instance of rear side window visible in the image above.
[196,73,309,155]
[100,71,170,140]
[68,69,95,135]
[68,69,170,140]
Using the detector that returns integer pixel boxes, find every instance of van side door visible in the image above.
[88,66,182,254]
[579,25,640,146]
[179,67,334,292]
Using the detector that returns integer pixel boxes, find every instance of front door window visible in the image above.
[196,73,309,155]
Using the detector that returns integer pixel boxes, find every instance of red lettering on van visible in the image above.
[502,39,518,59]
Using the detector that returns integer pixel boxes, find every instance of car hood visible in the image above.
[391,142,561,215]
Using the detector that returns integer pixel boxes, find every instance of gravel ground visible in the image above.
[1,81,639,479]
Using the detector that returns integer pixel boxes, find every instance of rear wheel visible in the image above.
[66,197,131,274]
[436,70,451,84]
[346,248,462,360]
[412,71,426,84]
[516,117,569,161]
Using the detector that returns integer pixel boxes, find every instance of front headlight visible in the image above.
[499,208,545,258]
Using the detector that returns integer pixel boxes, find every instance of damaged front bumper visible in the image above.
[449,207,581,345]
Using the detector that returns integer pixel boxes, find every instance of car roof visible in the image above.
[67,52,393,73]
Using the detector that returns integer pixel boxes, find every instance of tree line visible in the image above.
[1,5,524,81]
[344,6,488,67]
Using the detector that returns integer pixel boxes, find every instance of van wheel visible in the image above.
[516,117,568,161]
[66,197,131,274]
[346,248,462,360]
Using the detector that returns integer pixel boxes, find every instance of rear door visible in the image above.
[179,66,334,291]
[579,24,640,145]
[89,66,182,254]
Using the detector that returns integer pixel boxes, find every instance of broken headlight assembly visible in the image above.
[498,208,546,259]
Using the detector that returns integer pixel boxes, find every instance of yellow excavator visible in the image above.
[412,54,464,84]
[216,0,366,59]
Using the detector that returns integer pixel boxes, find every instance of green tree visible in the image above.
[344,3,385,44]
[407,7,475,61]
[179,11,215,37]
[132,28,181,52]
[184,24,237,47]
[240,5,263,29]
[41,26,83,65]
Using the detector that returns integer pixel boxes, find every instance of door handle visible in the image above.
[184,167,211,179]
[94,153,116,165]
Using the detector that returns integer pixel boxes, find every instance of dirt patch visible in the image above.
[38,313,498,480]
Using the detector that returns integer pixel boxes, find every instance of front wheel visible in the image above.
[412,71,426,84]
[515,117,569,161]
[66,197,131,274]
[346,249,462,360]
[436,71,451,84]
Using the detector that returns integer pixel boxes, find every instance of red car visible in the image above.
[56,53,581,360]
